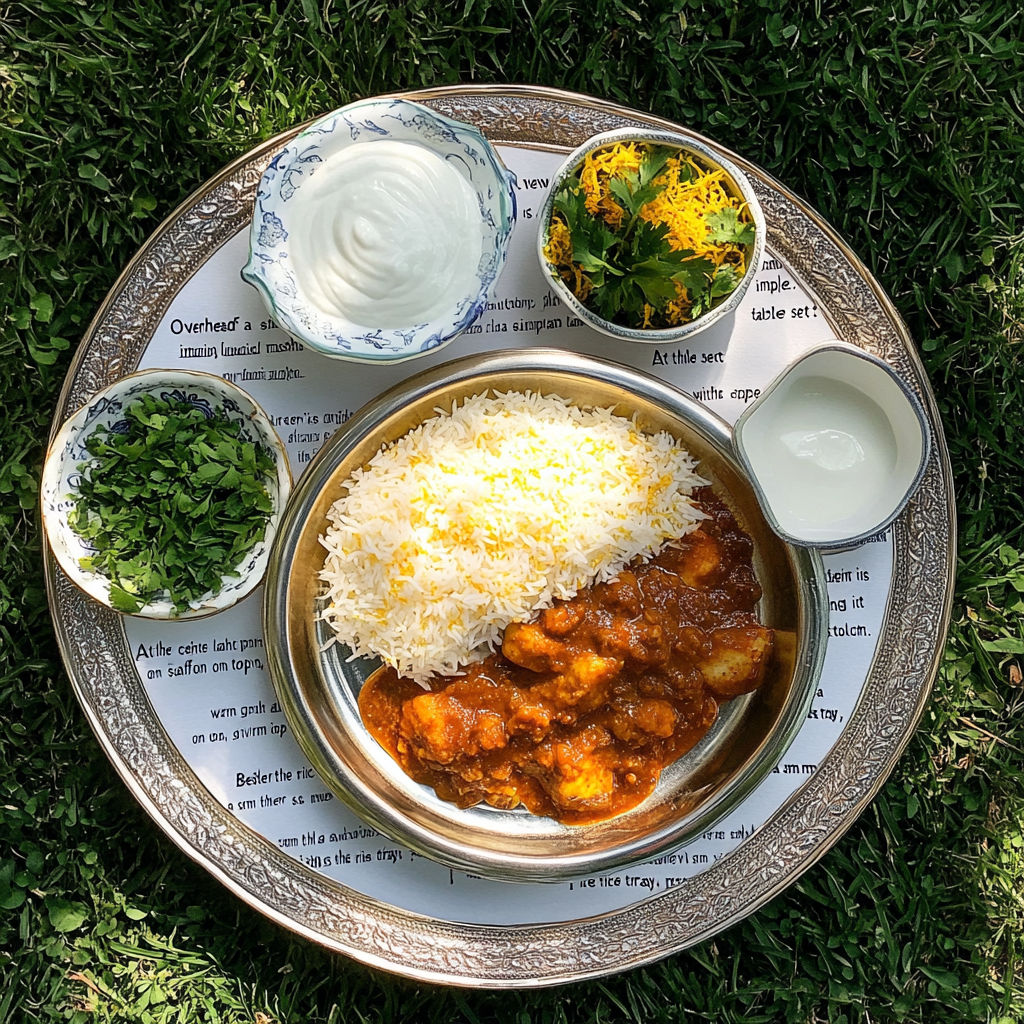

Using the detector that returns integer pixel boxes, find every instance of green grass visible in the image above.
[3,1,1024,1020]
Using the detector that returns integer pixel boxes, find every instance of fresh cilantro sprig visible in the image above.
[706,207,756,246]
[67,393,277,614]
[548,145,754,329]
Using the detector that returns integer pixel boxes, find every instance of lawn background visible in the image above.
[3,1,1024,1021]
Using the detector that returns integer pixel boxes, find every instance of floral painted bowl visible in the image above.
[42,369,292,619]
[242,98,517,364]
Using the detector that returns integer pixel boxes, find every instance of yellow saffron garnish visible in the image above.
[543,214,593,301]
[579,141,644,227]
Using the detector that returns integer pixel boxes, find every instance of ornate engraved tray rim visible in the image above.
[45,84,955,988]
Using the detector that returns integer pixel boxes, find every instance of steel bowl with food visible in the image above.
[264,349,826,882]
[538,128,765,344]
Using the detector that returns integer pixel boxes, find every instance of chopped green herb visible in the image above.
[67,393,277,615]
[705,207,757,246]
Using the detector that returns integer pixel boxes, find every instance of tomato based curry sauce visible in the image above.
[359,490,773,825]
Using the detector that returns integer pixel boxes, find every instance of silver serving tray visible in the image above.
[45,85,955,987]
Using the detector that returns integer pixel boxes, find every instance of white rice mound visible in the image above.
[318,390,708,683]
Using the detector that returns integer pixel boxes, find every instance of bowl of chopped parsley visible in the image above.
[42,369,292,619]
[538,128,765,342]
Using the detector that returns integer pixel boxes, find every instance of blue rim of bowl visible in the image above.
[241,98,517,364]
[536,127,765,344]
[732,342,933,549]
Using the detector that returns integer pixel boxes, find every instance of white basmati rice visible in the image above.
[318,390,707,682]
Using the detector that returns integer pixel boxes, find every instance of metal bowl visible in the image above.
[264,349,827,882]
[537,128,765,344]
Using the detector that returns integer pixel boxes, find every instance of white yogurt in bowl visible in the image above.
[733,343,930,547]
[242,98,516,364]
[288,140,483,329]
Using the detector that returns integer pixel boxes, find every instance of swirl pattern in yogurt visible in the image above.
[287,140,484,329]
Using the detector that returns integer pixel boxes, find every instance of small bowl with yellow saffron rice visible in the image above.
[538,128,765,343]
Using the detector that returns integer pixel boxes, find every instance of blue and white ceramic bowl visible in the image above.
[242,98,517,364]
[42,369,292,619]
